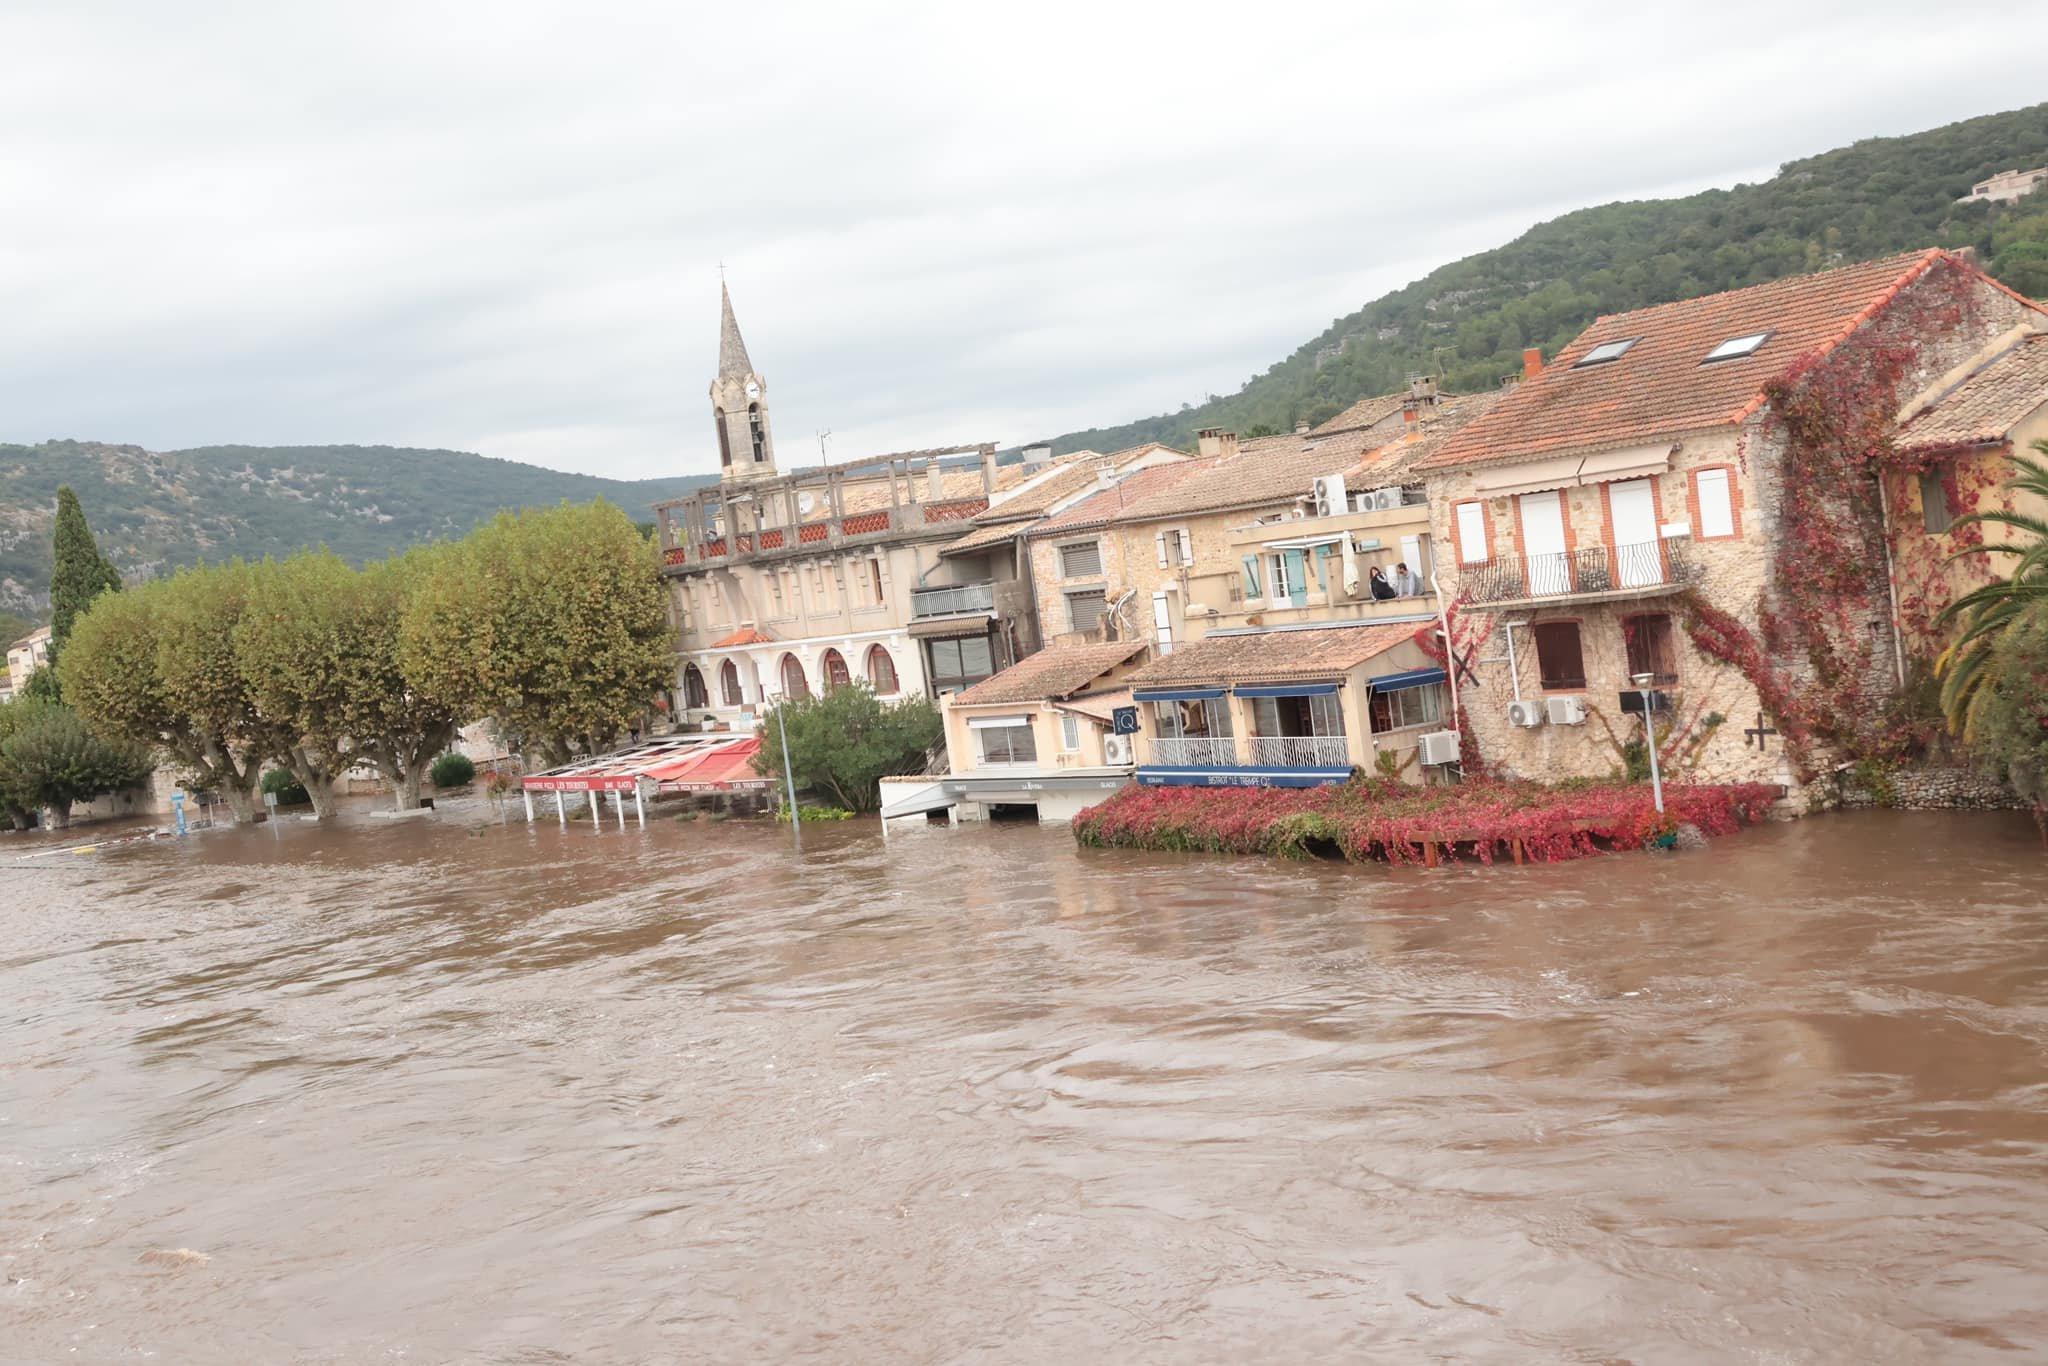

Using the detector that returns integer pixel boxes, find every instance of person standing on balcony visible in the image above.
[1392,562,1421,596]
[1369,566,1397,601]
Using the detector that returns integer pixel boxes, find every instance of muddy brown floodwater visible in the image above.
[3,807,2047,1362]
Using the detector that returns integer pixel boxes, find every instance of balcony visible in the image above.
[1462,537,1697,607]
[1246,735,1349,768]
[1150,737,1239,766]
[911,581,996,620]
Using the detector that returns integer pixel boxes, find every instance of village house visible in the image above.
[885,638,1153,826]
[5,625,52,701]
[1118,620,1447,787]
[1956,166,2048,206]
[653,287,1028,725]
[1411,249,2046,796]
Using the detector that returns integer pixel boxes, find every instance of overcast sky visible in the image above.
[4,2,2043,483]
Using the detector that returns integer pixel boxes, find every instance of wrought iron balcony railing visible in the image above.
[1462,537,1696,605]
[911,581,996,619]
[1246,735,1350,768]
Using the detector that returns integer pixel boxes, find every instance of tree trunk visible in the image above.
[287,748,341,820]
[45,800,72,830]
[391,764,423,812]
[220,782,259,825]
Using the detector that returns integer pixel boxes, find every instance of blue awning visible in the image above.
[1368,666,1447,693]
[1234,682,1340,698]
[1132,687,1225,702]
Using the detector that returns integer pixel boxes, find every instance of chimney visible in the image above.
[1401,403,1420,426]
[1293,419,1311,435]
[1196,427,1238,459]
[1522,347,1544,379]
[927,459,945,500]
[1022,443,1053,469]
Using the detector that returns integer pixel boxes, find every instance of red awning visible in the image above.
[522,735,769,794]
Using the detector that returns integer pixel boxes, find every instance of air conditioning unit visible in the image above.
[1506,699,1545,728]
[1313,474,1347,518]
[1102,734,1133,765]
[1417,730,1461,766]
[1546,696,1588,725]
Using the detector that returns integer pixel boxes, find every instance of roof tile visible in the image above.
[1898,331,2048,449]
[951,640,1149,706]
[1121,621,1422,687]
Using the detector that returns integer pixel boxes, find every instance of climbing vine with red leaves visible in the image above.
[1679,259,1987,781]
[1412,599,1495,776]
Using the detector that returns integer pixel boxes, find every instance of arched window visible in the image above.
[720,659,744,707]
[779,652,809,699]
[866,645,898,694]
[715,412,733,469]
[748,403,767,462]
[821,648,851,692]
[682,663,709,709]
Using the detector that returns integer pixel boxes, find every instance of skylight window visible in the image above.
[1703,331,1771,363]
[1574,338,1639,367]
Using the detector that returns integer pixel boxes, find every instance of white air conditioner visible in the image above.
[1417,730,1461,766]
[1313,474,1347,518]
[1506,699,1545,728]
[1546,695,1588,725]
[1102,734,1133,765]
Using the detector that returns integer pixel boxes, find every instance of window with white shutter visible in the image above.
[1695,469,1736,539]
[1456,502,1489,564]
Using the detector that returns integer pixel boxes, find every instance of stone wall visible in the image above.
[1836,764,2026,811]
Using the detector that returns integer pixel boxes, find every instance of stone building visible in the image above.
[653,288,1020,727]
[1411,249,2046,795]
[1956,167,2048,206]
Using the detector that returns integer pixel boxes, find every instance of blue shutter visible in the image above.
[1241,555,1262,598]
[1283,548,1308,607]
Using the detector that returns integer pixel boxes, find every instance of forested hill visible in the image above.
[0,441,714,615]
[1049,102,2048,453]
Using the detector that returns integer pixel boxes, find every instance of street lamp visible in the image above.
[1631,671,1665,814]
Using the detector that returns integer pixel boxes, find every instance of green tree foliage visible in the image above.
[261,767,312,806]
[753,683,943,814]
[1046,103,2048,455]
[0,610,35,650]
[429,752,476,788]
[0,699,39,829]
[1964,604,2048,836]
[0,702,153,829]
[1937,445,2048,734]
[19,666,62,705]
[59,569,276,823]
[400,501,673,767]
[48,485,122,657]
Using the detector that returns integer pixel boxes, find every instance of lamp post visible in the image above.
[774,698,802,851]
[1631,671,1665,815]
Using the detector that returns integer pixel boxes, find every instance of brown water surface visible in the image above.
[3,806,2047,1362]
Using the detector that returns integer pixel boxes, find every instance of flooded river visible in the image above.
[3,807,2047,1362]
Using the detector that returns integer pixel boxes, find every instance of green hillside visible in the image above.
[0,441,714,615]
[1049,102,2048,452]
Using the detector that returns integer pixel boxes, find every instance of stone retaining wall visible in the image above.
[1837,765,2024,810]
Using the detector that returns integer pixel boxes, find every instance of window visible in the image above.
[1695,468,1736,539]
[1574,337,1639,367]
[974,718,1037,765]
[1624,613,1679,687]
[768,574,785,616]
[779,653,809,699]
[1268,551,1306,600]
[1060,713,1082,751]
[1240,555,1263,598]
[1155,527,1194,567]
[864,557,886,604]
[866,645,898,694]
[1532,621,1586,691]
[1703,331,1771,363]
[1455,501,1489,564]
[1058,541,1103,578]
[748,402,767,462]
[720,659,744,707]
[715,412,733,469]
[1153,696,1233,738]
[1067,589,1107,634]
[1250,693,1345,737]
[1370,682,1446,732]
[682,664,709,710]
[1919,471,1954,535]
[820,648,851,692]
[927,635,995,692]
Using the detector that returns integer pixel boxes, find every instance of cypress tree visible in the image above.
[49,486,122,654]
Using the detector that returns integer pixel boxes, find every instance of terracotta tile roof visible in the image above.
[1104,428,1391,524]
[1311,391,1412,436]
[1122,621,1421,687]
[1897,331,2048,449]
[1026,459,1219,536]
[1349,390,1505,485]
[951,640,1149,706]
[940,518,1033,555]
[1054,690,1129,724]
[710,626,776,648]
[1417,250,2012,473]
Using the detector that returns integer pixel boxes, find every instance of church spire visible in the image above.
[717,281,753,381]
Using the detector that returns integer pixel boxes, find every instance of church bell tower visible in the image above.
[710,283,776,486]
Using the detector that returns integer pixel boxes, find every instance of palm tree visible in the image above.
[1935,442,2048,736]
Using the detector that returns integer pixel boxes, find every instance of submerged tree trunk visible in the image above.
[285,747,342,820]
[44,800,72,830]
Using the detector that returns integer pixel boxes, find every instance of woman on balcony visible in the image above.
[1368,566,1398,601]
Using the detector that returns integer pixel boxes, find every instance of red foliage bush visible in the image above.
[1073,777,1781,866]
